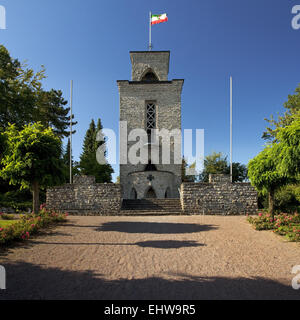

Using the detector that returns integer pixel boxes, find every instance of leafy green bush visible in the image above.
[275,185,300,213]
[0,201,32,213]
[0,212,13,220]
[248,212,300,242]
[0,209,68,245]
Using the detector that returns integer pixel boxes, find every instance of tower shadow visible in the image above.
[96,221,218,234]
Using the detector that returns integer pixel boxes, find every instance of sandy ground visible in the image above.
[0,215,300,300]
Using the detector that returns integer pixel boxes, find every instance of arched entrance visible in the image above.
[145,187,157,199]
[130,188,137,199]
[165,187,171,198]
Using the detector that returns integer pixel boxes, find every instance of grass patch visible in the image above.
[0,220,19,228]
[248,212,300,242]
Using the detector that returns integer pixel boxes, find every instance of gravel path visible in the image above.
[0,215,300,300]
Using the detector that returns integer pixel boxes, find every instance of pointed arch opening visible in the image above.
[141,68,159,82]
[145,187,157,199]
[165,187,171,199]
[130,188,138,199]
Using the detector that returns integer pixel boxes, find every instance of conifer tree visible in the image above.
[79,119,113,183]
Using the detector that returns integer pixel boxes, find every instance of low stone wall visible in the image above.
[46,176,122,216]
[181,174,258,215]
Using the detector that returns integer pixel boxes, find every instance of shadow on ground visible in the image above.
[96,222,218,234]
[0,229,72,257]
[29,240,206,249]
[0,261,299,300]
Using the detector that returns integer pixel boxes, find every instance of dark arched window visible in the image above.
[130,188,137,199]
[165,187,171,199]
[141,70,159,82]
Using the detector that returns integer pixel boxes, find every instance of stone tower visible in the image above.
[117,51,184,199]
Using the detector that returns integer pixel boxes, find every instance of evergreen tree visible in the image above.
[62,139,80,183]
[79,119,113,183]
[36,89,77,138]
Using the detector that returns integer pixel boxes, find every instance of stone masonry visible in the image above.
[46,174,258,215]
[180,174,258,215]
[118,51,184,199]
[46,176,122,216]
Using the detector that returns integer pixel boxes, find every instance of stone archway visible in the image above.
[165,187,171,198]
[145,187,157,199]
[130,188,138,199]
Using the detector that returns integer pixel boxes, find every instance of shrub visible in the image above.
[248,212,300,242]
[0,201,32,213]
[0,209,68,245]
[275,185,300,213]
[0,212,13,220]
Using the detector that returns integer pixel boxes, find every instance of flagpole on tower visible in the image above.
[149,11,152,51]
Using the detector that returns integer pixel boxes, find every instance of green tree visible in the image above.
[248,144,288,216]
[199,152,247,183]
[36,89,77,138]
[0,45,43,129]
[275,112,300,179]
[274,185,300,213]
[263,84,300,141]
[248,112,300,217]
[0,123,64,213]
[181,157,196,182]
[62,139,80,183]
[0,45,76,137]
[230,162,248,183]
[0,45,76,207]
[79,119,114,183]
[199,152,228,182]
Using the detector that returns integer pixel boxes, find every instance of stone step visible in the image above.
[120,210,182,216]
[121,199,182,213]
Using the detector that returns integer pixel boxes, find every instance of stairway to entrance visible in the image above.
[121,199,183,215]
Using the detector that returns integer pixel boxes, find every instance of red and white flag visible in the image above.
[151,13,168,25]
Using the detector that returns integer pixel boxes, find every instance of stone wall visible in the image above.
[127,170,178,199]
[180,174,258,215]
[46,176,122,216]
[130,51,170,81]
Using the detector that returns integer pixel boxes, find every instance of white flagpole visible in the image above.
[149,11,152,51]
[70,80,73,184]
[230,76,233,183]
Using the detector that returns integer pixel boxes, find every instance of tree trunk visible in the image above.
[32,180,40,214]
[268,188,275,218]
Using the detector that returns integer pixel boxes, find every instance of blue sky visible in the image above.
[1,0,300,181]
